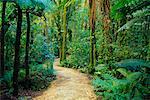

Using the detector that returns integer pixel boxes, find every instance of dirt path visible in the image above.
[33,59,97,100]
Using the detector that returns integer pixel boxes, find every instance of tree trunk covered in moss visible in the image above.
[61,7,67,61]
[89,0,96,68]
[102,0,112,63]
[0,1,7,77]
[13,6,22,96]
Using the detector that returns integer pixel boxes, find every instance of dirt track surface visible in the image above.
[33,59,97,100]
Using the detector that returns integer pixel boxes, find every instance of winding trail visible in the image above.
[33,59,97,100]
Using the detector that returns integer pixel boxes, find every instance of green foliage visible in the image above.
[0,2,56,97]
[94,64,114,76]
[30,34,55,63]
[111,0,150,20]
[105,0,150,63]
[0,60,55,92]
[67,32,90,67]
[115,59,150,71]
[93,60,150,99]
[1,0,149,99]
[16,0,34,9]
[16,0,53,10]
[2,71,13,88]
[29,60,55,90]
[60,6,90,70]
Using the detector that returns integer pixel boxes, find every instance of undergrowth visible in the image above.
[0,59,56,96]
[92,59,150,100]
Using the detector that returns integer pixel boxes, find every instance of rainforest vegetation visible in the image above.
[0,0,150,100]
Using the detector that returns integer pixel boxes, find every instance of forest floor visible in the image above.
[32,59,97,100]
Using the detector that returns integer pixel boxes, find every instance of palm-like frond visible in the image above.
[117,8,150,32]
[115,59,150,71]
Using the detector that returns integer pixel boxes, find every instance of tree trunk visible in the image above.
[0,1,7,77]
[102,0,112,63]
[25,10,30,82]
[61,7,67,61]
[89,0,96,68]
[58,28,62,61]
[55,14,62,61]
[13,6,22,96]
[44,16,49,41]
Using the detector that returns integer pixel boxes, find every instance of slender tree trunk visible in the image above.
[58,26,62,61]
[53,0,62,59]
[89,0,96,67]
[142,16,150,60]
[31,31,34,44]
[57,26,62,59]
[44,16,49,41]
[82,0,88,30]
[61,7,67,61]
[58,31,62,61]
[25,10,30,82]
[0,1,6,77]
[68,29,72,42]
[13,6,22,96]
[55,14,62,61]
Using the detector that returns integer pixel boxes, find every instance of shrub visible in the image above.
[29,59,55,90]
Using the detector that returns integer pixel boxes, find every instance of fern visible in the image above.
[93,59,149,99]
[115,59,150,71]
[117,68,130,77]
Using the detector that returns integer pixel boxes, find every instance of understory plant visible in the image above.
[92,59,150,100]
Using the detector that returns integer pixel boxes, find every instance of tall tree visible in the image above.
[0,1,7,77]
[61,6,67,61]
[25,10,30,82]
[53,0,63,61]
[55,14,62,60]
[102,0,112,63]
[60,0,74,62]
[89,0,96,68]
[13,5,22,96]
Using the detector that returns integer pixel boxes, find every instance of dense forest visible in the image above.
[0,0,150,100]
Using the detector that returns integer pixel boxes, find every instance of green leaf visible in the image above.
[16,0,34,9]
[127,72,142,81]
[117,68,130,77]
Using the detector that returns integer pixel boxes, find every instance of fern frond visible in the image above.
[115,59,150,71]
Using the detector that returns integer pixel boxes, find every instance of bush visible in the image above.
[29,59,55,90]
